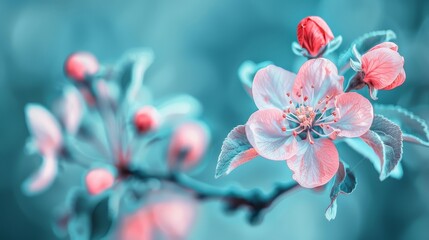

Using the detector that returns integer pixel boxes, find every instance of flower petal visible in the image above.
[382,68,406,90]
[59,86,84,134]
[252,65,296,110]
[361,48,403,89]
[369,41,398,52]
[330,92,374,137]
[22,155,58,195]
[25,104,63,156]
[245,109,297,160]
[286,139,339,188]
[292,59,344,106]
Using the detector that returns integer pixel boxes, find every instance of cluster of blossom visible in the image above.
[22,15,429,240]
[23,50,209,239]
[217,16,429,220]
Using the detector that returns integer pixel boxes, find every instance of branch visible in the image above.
[125,168,300,224]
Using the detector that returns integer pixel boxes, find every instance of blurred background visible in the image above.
[1,0,429,239]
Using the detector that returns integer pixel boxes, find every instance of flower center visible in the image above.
[281,90,339,144]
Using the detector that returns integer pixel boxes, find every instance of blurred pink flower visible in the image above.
[23,104,63,194]
[361,42,405,90]
[246,59,373,188]
[118,193,196,240]
[168,121,210,170]
[23,89,83,195]
[297,16,334,57]
[119,208,153,240]
[85,168,116,195]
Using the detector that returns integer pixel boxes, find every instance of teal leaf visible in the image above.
[216,125,258,178]
[157,94,203,121]
[338,30,396,70]
[325,162,357,221]
[66,190,115,240]
[344,115,403,181]
[125,49,154,103]
[90,195,114,239]
[324,36,343,56]
[389,162,404,179]
[117,49,154,103]
[374,104,429,146]
[238,61,272,96]
[343,137,403,180]
[68,213,90,240]
[291,41,311,57]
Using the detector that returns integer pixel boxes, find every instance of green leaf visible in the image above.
[325,162,357,221]
[216,125,258,178]
[338,30,396,70]
[375,104,429,146]
[238,61,272,96]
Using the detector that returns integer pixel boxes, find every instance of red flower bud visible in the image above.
[64,52,99,82]
[297,16,334,57]
[168,121,210,170]
[134,106,160,134]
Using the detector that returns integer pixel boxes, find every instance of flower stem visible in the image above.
[125,168,300,225]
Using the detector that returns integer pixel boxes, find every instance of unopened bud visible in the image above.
[134,106,160,134]
[65,52,99,82]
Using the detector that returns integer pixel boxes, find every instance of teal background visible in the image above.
[1,0,429,239]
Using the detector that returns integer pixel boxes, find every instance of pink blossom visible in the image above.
[151,199,196,239]
[246,59,373,188]
[168,121,210,170]
[85,168,115,195]
[23,104,63,194]
[118,208,153,240]
[118,193,196,240]
[361,42,405,90]
[56,86,84,134]
[297,16,334,57]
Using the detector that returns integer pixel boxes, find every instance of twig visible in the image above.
[124,168,300,224]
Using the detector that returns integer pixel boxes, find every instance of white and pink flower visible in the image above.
[23,87,84,195]
[246,59,373,188]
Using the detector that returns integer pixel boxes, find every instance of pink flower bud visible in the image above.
[85,168,115,195]
[168,122,210,170]
[134,106,160,134]
[297,16,334,57]
[361,42,405,90]
[64,52,99,82]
